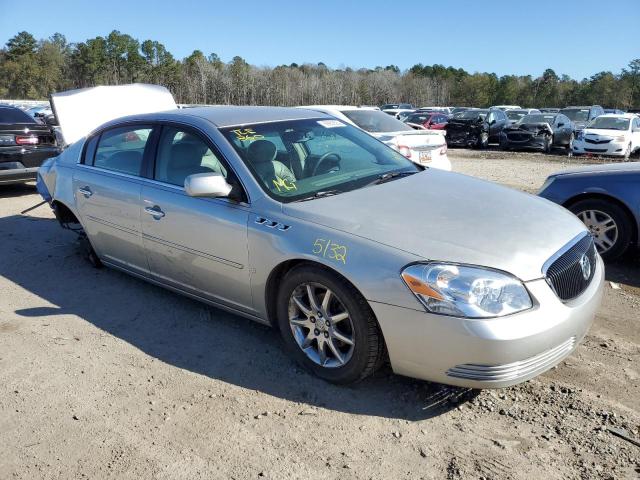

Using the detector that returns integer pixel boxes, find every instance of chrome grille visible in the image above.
[544,234,596,301]
[447,337,576,382]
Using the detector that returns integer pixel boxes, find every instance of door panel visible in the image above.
[141,184,252,311]
[73,167,148,273]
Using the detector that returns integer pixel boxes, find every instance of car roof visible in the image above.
[118,105,333,128]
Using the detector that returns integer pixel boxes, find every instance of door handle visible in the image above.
[78,186,92,198]
[144,206,165,219]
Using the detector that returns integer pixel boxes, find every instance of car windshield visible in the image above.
[561,108,590,122]
[507,110,528,121]
[221,118,419,203]
[587,117,630,131]
[341,109,413,132]
[452,110,487,120]
[521,114,556,124]
[0,107,37,124]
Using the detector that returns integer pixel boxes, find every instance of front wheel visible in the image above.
[569,199,632,260]
[276,265,384,384]
[475,131,489,149]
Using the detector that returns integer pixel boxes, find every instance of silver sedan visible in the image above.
[38,105,604,388]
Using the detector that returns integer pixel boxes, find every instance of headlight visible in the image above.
[614,135,626,142]
[401,263,532,318]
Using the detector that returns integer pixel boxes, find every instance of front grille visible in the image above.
[544,234,597,301]
[507,132,532,141]
[447,336,576,382]
[584,148,607,153]
[585,138,611,144]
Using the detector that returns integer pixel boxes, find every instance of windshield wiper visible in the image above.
[294,190,342,202]
[367,171,418,186]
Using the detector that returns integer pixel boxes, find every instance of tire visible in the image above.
[568,198,633,261]
[276,264,384,384]
[544,135,553,154]
[566,133,574,154]
[475,131,489,149]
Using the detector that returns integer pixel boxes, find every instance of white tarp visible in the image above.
[51,83,177,146]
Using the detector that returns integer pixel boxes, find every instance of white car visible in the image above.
[302,105,451,171]
[573,114,640,159]
[493,105,521,111]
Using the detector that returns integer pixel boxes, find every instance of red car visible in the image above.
[404,112,448,130]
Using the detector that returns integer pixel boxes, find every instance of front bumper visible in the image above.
[572,140,627,156]
[370,255,604,388]
[501,132,547,151]
[446,130,480,147]
[0,164,39,184]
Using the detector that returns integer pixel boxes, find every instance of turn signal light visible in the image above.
[15,135,39,145]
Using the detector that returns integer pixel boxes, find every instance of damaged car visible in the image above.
[500,113,574,153]
[444,108,508,148]
[38,84,604,389]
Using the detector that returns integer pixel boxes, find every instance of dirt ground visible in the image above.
[1,150,638,480]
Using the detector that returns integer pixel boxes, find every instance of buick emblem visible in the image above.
[579,254,591,280]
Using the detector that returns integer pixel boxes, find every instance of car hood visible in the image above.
[549,161,640,176]
[51,83,176,146]
[582,128,627,138]
[283,170,586,281]
[370,130,446,146]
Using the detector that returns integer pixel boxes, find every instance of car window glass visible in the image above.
[94,126,152,176]
[155,127,228,187]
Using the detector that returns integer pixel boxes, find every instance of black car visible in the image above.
[538,162,640,260]
[0,105,59,185]
[500,113,574,153]
[444,108,508,148]
[559,105,604,133]
[539,107,560,113]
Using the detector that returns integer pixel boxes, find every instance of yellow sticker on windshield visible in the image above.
[313,238,347,264]
[273,176,297,192]
[232,128,264,142]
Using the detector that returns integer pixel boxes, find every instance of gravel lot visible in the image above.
[1,150,638,480]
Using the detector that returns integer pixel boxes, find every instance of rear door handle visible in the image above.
[78,186,92,198]
[144,206,165,219]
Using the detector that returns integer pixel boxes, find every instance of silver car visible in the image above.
[39,100,604,388]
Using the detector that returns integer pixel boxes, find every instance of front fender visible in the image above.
[247,211,423,320]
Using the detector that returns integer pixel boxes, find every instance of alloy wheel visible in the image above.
[577,209,618,254]
[288,282,355,368]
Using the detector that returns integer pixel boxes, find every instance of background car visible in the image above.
[380,103,414,112]
[302,105,450,170]
[538,162,640,260]
[539,108,560,113]
[505,108,541,124]
[0,104,59,185]
[572,114,640,159]
[500,112,573,152]
[604,108,625,115]
[559,105,604,133]
[415,106,452,115]
[492,105,521,111]
[445,108,508,148]
[403,112,448,130]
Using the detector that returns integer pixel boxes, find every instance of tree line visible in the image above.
[1,30,639,109]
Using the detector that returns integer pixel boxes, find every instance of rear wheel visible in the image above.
[568,198,632,260]
[276,265,384,384]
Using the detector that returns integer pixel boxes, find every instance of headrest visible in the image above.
[169,143,202,169]
[247,140,277,164]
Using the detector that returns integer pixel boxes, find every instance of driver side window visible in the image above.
[154,127,228,187]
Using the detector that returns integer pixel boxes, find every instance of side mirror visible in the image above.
[557,122,565,127]
[184,172,232,198]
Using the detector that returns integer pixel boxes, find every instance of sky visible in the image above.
[1,0,638,79]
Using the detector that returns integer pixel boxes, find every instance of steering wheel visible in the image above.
[312,152,342,176]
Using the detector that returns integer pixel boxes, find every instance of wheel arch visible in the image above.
[563,192,638,246]
[264,258,376,330]
[51,199,81,226]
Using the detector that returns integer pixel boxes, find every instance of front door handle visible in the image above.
[144,206,165,219]
[78,186,92,198]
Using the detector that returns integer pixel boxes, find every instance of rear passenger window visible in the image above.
[94,126,152,176]
[154,127,228,187]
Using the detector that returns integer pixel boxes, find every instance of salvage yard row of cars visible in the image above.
[382,103,640,159]
[1,84,638,390]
